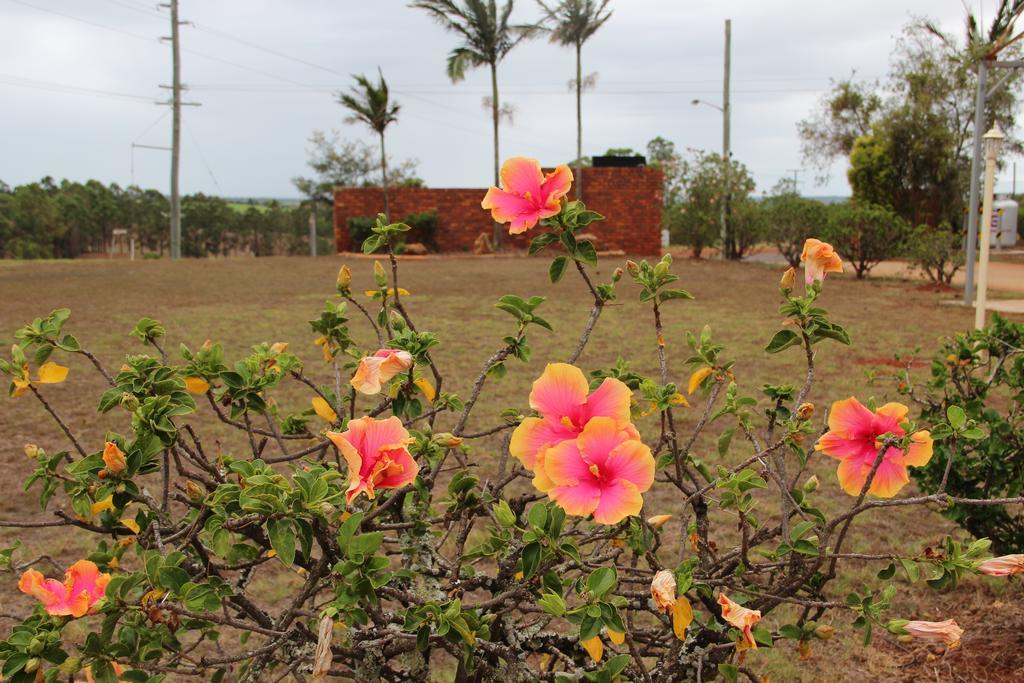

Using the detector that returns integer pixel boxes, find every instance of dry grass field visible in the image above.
[1,254,1022,682]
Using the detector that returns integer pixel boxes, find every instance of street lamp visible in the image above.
[691,98,730,259]
[975,122,1005,329]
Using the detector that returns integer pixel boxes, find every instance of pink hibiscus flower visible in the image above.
[510,363,636,489]
[327,416,418,503]
[481,157,574,234]
[541,416,654,525]
[815,397,933,497]
[19,559,110,617]
[351,349,414,396]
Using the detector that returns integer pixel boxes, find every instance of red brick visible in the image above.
[333,166,662,254]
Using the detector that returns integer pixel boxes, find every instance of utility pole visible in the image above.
[787,168,801,191]
[721,18,731,259]
[163,0,183,259]
[159,1,198,258]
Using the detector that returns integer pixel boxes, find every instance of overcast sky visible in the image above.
[0,0,1014,198]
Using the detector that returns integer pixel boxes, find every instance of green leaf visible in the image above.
[877,562,896,580]
[549,256,569,283]
[537,591,566,617]
[778,624,804,640]
[521,542,542,579]
[586,567,617,599]
[528,232,559,255]
[493,500,516,527]
[266,518,296,566]
[658,289,694,303]
[765,329,802,354]
[717,428,735,457]
[574,240,598,267]
[946,405,966,430]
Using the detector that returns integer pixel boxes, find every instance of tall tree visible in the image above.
[536,0,612,199]
[799,7,1024,229]
[412,0,534,247]
[337,69,401,218]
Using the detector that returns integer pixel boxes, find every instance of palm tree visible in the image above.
[411,0,534,247]
[337,69,401,218]
[536,0,611,200]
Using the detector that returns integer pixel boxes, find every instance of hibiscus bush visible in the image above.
[892,313,1024,553]
[2,157,1023,683]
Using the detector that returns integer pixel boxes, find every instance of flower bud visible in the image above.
[612,267,623,282]
[24,657,39,673]
[654,261,669,278]
[432,433,464,448]
[119,392,139,411]
[646,514,672,529]
[780,267,796,291]
[373,260,388,288]
[336,264,352,292]
[803,475,819,493]
[201,339,213,351]
[319,502,338,516]
[185,480,205,501]
[28,637,44,655]
[814,624,835,640]
[796,402,814,419]
[269,342,288,355]
[626,260,640,277]
[102,442,127,474]
[24,443,40,459]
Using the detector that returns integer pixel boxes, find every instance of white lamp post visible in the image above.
[975,123,1005,330]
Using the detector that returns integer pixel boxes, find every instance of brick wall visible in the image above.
[333,166,663,254]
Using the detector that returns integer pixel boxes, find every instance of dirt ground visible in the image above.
[0,254,1022,682]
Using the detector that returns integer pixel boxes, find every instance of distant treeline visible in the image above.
[0,178,333,259]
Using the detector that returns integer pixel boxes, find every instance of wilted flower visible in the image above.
[650,570,676,612]
[351,349,414,396]
[327,416,418,503]
[902,619,963,649]
[976,554,1024,576]
[797,402,814,419]
[19,560,110,617]
[481,157,573,234]
[718,592,761,650]
[800,238,843,285]
[102,442,126,474]
[815,397,933,497]
[269,342,289,355]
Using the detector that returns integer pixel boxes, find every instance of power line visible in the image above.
[0,73,155,102]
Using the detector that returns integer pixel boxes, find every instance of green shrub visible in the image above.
[348,211,439,252]
[730,198,766,260]
[907,223,963,286]
[663,204,718,258]
[347,215,377,250]
[763,193,829,267]
[402,210,439,250]
[825,202,910,278]
[901,314,1024,552]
